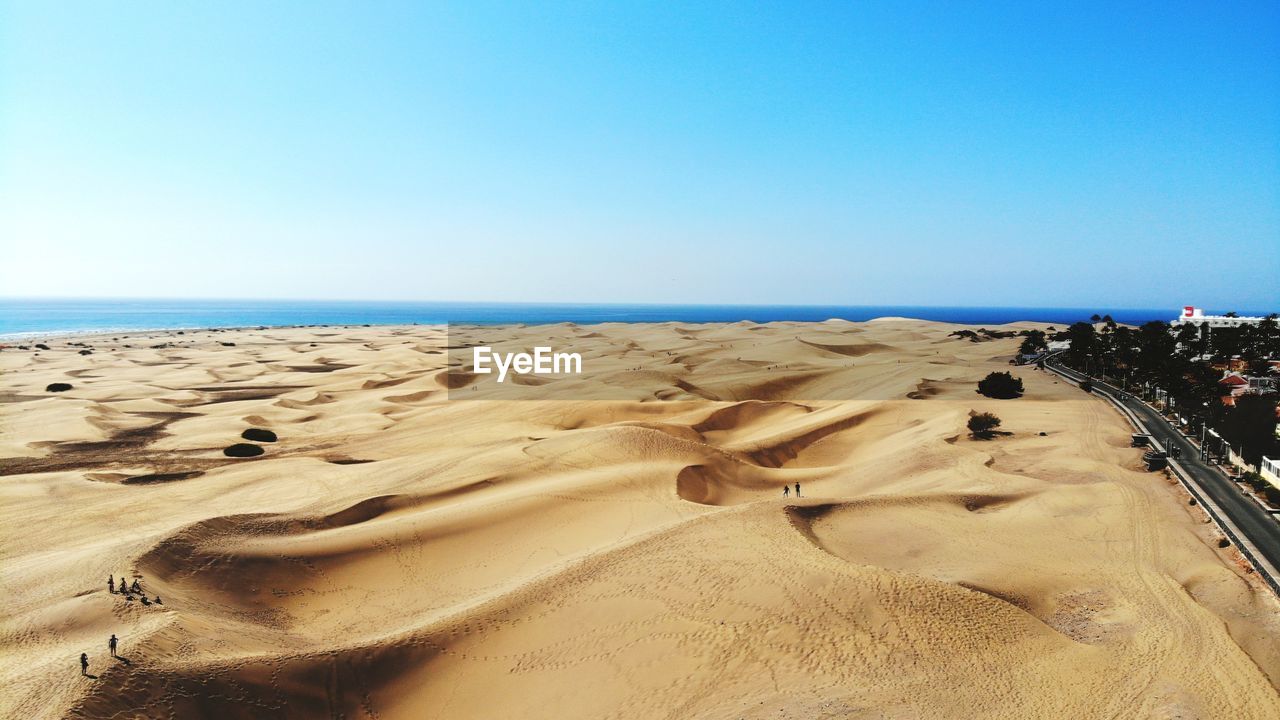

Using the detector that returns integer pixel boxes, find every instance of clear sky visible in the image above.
[2,1,1277,309]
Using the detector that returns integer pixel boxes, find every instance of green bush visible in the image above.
[977,372,1024,399]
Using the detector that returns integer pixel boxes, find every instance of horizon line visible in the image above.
[1,296,1259,314]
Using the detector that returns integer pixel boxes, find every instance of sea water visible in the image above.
[0,297,1220,338]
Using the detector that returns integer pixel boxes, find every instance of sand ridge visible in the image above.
[1,320,1278,718]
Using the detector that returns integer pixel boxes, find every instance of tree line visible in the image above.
[1057,314,1280,466]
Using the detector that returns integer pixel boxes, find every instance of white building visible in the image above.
[1262,456,1280,491]
[1172,306,1266,328]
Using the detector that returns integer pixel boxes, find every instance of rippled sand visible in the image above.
[2,320,1277,718]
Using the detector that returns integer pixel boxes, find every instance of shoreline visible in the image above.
[0,323,399,344]
[1,299,1212,340]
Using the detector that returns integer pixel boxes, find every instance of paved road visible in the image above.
[1044,355,1280,591]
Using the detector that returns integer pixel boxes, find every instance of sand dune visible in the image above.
[1,321,1278,718]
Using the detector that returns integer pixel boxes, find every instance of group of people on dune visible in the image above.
[81,575,163,676]
[108,575,160,606]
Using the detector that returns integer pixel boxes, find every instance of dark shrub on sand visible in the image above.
[46,383,73,392]
[968,412,1002,438]
[241,428,278,443]
[224,443,265,458]
[977,371,1024,399]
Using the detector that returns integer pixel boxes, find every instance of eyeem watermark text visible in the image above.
[473,346,583,383]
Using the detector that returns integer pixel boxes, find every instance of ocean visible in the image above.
[0,298,1208,338]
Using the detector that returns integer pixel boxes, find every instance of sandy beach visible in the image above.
[2,320,1278,719]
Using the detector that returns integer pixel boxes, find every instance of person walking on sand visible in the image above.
[782,485,790,498]
[80,653,88,675]
[108,577,114,594]
[794,482,801,498]
[109,634,118,657]
[119,577,127,594]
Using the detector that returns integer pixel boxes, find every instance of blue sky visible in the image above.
[1,1,1277,309]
